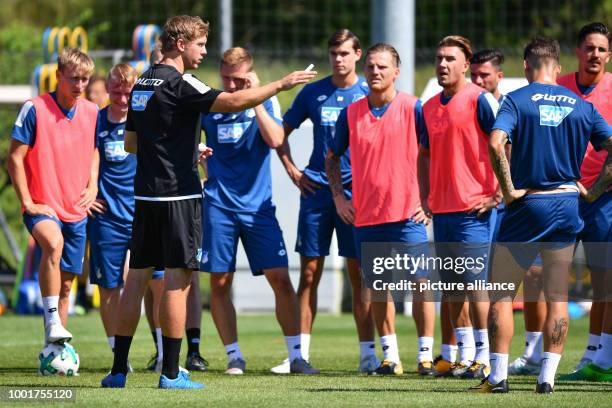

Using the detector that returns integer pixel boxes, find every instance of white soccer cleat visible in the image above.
[45,323,72,345]
[270,358,290,374]
[358,355,381,374]
[507,357,541,375]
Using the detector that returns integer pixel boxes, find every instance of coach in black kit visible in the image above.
[101,15,317,389]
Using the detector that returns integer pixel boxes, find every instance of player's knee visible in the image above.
[210,275,232,296]
[267,271,293,292]
[40,236,64,261]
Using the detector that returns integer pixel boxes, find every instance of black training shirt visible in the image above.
[127,64,221,199]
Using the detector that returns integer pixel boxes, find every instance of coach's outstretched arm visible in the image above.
[210,70,317,113]
[325,149,354,225]
[579,136,612,202]
[488,129,526,205]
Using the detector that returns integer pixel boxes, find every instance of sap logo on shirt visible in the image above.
[320,107,342,126]
[131,91,154,111]
[218,122,250,143]
[531,93,576,105]
[104,140,129,161]
[539,105,574,127]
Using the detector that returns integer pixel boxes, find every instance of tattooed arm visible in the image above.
[579,136,612,203]
[488,129,527,205]
[325,149,354,224]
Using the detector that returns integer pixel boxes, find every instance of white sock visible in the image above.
[538,352,561,387]
[473,329,489,365]
[523,331,543,363]
[300,333,311,361]
[441,344,458,362]
[380,334,400,364]
[582,333,600,362]
[285,335,302,362]
[417,336,434,362]
[455,327,475,365]
[42,296,61,326]
[359,341,376,360]
[224,342,243,362]
[489,352,508,384]
[155,328,163,361]
[107,336,115,351]
[593,332,612,369]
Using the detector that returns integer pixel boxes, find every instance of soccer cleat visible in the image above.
[559,363,612,382]
[101,372,126,388]
[450,361,470,377]
[460,360,490,379]
[574,357,592,372]
[508,357,541,375]
[45,323,72,344]
[146,353,159,372]
[290,358,320,374]
[433,355,454,377]
[270,358,290,374]
[185,352,209,372]
[418,360,435,376]
[467,377,509,393]
[359,355,381,374]
[372,359,403,376]
[225,358,246,375]
[535,382,553,394]
[159,370,204,389]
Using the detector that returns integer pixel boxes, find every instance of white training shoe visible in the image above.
[358,355,381,374]
[574,357,592,372]
[45,323,72,344]
[507,357,541,375]
[270,358,290,374]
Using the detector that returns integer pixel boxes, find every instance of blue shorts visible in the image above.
[497,193,582,268]
[578,191,611,271]
[433,210,494,284]
[355,218,429,279]
[152,270,164,280]
[88,215,131,289]
[201,201,288,276]
[23,214,87,275]
[492,204,542,267]
[296,184,356,259]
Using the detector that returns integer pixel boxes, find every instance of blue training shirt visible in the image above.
[96,107,137,223]
[11,92,77,146]
[493,82,611,190]
[332,95,427,157]
[202,97,282,212]
[283,76,369,185]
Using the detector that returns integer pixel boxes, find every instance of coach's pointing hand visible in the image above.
[279,70,317,91]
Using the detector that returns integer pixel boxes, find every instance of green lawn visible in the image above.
[0,312,609,407]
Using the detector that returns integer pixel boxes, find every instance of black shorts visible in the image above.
[130,198,202,270]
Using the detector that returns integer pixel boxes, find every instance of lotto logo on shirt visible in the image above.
[320,107,342,126]
[539,105,574,127]
[131,91,154,111]
[104,141,129,162]
[218,122,250,143]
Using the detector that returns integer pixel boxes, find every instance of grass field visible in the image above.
[0,311,610,407]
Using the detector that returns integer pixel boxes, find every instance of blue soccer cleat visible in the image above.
[159,371,204,389]
[101,372,126,388]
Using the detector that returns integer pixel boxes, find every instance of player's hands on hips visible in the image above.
[504,189,528,205]
[87,199,107,217]
[577,181,600,203]
[244,71,260,89]
[24,202,58,219]
[411,206,431,225]
[279,70,317,91]
[334,196,355,225]
[469,196,500,216]
[290,168,319,197]
[78,185,98,210]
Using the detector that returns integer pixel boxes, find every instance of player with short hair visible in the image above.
[8,47,99,346]
[87,63,138,355]
[101,15,316,389]
[557,22,612,382]
[469,36,612,393]
[470,49,505,102]
[272,29,379,374]
[86,75,109,108]
[421,36,500,379]
[327,43,430,376]
[201,46,319,375]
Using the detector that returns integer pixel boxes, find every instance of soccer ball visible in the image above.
[38,343,80,376]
